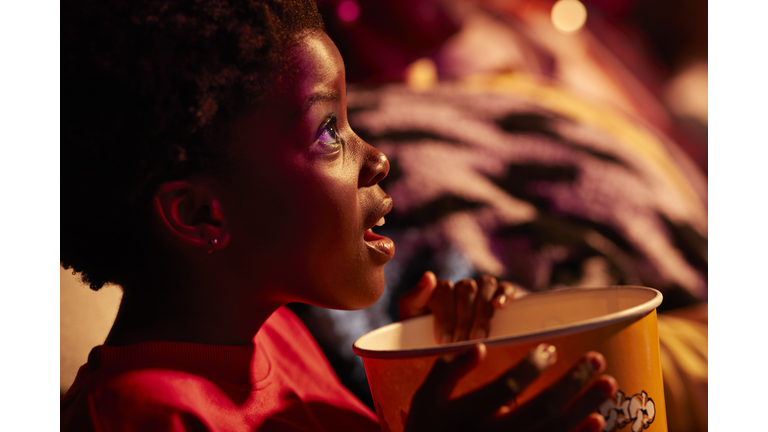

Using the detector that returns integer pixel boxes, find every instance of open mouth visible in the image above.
[364,215,395,259]
[363,217,386,241]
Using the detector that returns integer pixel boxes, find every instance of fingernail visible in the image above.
[572,361,595,384]
[442,352,458,363]
[442,346,475,364]
[530,343,557,371]
[587,413,606,432]
[496,294,508,306]
[505,375,521,394]
[589,355,603,373]
[441,333,452,344]
[473,329,487,340]
[597,376,618,398]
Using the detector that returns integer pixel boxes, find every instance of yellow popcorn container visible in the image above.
[353,286,667,432]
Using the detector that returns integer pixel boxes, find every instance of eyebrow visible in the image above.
[302,90,340,114]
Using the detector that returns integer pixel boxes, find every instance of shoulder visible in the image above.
[61,367,231,432]
[95,367,229,404]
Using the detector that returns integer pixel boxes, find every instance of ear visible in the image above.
[153,181,230,252]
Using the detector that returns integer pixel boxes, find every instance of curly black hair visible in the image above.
[61,0,325,290]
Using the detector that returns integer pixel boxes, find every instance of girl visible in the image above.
[60,1,616,430]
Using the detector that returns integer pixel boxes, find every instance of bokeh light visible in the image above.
[551,0,587,34]
[337,1,360,23]
[404,58,438,91]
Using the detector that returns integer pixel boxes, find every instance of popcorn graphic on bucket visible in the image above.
[599,390,656,432]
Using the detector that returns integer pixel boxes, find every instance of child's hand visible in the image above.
[398,271,515,344]
[404,343,617,432]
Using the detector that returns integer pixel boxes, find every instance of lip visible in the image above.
[364,196,394,231]
[364,231,395,259]
[364,196,395,259]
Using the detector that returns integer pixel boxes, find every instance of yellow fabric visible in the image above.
[658,310,708,432]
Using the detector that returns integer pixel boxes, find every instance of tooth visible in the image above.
[376,217,385,227]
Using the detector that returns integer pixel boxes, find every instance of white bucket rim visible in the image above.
[353,285,662,359]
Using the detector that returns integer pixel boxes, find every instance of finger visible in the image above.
[429,280,456,344]
[398,271,438,320]
[540,376,617,432]
[570,413,608,432]
[492,281,515,308]
[416,343,487,403]
[470,276,497,340]
[448,343,557,422]
[453,279,478,342]
[501,351,606,430]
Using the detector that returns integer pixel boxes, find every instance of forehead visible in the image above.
[283,32,345,113]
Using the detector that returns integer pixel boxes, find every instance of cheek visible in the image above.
[303,183,360,268]
[223,154,384,308]
[221,158,315,272]
[297,182,386,309]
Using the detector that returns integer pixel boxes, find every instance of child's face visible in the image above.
[218,31,394,310]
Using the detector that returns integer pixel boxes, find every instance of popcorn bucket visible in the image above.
[353,286,667,432]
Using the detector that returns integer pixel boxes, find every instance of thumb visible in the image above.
[398,271,438,320]
[417,343,486,403]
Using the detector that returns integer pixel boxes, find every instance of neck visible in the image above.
[104,279,284,347]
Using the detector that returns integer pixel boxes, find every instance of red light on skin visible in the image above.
[337,1,360,22]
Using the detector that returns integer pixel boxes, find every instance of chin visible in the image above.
[352,281,386,310]
[324,270,387,311]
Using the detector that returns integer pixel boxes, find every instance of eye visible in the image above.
[312,114,343,154]
[318,117,340,144]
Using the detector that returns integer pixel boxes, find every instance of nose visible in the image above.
[359,142,390,187]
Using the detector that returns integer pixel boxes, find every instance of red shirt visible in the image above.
[61,307,381,432]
